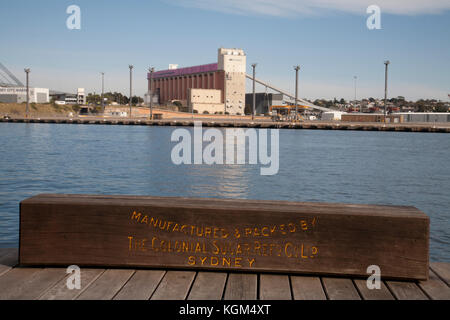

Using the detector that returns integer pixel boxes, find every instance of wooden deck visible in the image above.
[1,248,449,300]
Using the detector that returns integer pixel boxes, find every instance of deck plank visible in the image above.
[188,272,228,300]
[76,269,135,300]
[39,268,105,300]
[0,268,43,300]
[290,276,326,300]
[353,280,395,300]
[11,268,69,300]
[386,281,428,300]
[114,270,166,300]
[0,264,11,278]
[259,274,291,300]
[0,267,67,300]
[430,262,450,286]
[322,278,361,300]
[223,273,257,300]
[418,269,450,300]
[150,271,196,300]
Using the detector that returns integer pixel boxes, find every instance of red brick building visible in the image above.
[149,63,225,105]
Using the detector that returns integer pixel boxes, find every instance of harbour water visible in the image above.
[0,123,448,262]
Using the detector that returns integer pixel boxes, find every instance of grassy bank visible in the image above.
[0,103,79,118]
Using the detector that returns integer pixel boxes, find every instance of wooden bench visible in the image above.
[1,248,449,300]
[19,194,429,280]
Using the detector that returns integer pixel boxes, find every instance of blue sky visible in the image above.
[1,0,449,101]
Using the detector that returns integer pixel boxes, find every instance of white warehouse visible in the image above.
[0,86,49,103]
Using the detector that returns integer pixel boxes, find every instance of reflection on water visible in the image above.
[0,123,448,262]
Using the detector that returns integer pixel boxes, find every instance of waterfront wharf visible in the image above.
[1,117,450,133]
[0,248,449,300]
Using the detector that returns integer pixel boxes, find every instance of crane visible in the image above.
[0,62,25,87]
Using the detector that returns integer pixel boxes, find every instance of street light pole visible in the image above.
[101,72,105,113]
[129,65,133,118]
[294,65,300,121]
[384,60,390,123]
[354,76,358,112]
[148,67,154,120]
[24,68,30,118]
[251,63,257,121]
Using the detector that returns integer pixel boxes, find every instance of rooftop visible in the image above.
[150,63,218,79]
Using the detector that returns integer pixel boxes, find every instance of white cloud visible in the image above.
[167,0,450,16]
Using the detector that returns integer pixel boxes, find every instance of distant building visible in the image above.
[245,93,283,115]
[0,86,49,103]
[148,48,246,115]
[322,111,345,121]
[396,112,450,123]
[189,89,223,114]
[143,92,159,106]
[50,88,86,105]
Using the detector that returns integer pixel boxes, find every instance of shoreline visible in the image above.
[2,116,450,133]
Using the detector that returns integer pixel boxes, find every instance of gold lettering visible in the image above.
[236,244,243,255]
[151,237,159,252]
[262,244,268,256]
[262,227,269,237]
[221,229,229,239]
[311,246,318,258]
[131,211,141,222]
[149,217,158,228]
[188,256,196,265]
[158,220,167,230]
[270,225,276,235]
[213,228,220,238]
[235,258,242,268]
[301,244,308,259]
[254,241,261,255]
[285,242,293,258]
[248,258,255,267]
[288,223,296,233]
[269,244,276,256]
[300,220,308,231]
[223,257,231,267]
[128,236,133,251]
[212,241,219,255]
